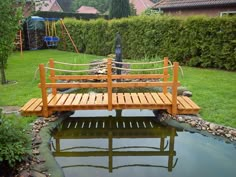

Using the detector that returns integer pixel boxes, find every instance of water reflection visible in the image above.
[51,111,179,173]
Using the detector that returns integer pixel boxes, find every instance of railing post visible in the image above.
[39,64,49,118]
[172,62,179,116]
[107,58,113,111]
[163,57,169,94]
[49,59,57,95]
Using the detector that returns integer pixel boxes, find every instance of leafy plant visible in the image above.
[0,115,31,167]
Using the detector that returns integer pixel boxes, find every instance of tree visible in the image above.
[0,0,23,84]
[109,0,131,19]
[71,0,109,14]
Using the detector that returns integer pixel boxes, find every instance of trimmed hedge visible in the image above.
[57,16,236,70]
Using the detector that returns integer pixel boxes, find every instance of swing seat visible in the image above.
[43,36,60,47]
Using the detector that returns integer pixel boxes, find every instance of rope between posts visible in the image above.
[54,60,107,66]
[44,67,104,73]
[112,65,173,71]
[112,60,165,65]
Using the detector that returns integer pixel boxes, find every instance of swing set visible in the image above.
[43,18,79,53]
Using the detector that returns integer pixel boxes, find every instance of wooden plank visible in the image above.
[56,94,69,105]
[182,96,200,109]
[124,93,133,105]
[103,93,108,104]
[79,94,89,105]
[177,96,192,109]
[44,82,107,89]
[158,93,172,105]
[112,82,179,88]
[117,93,125,105]
[112,74,169,80]
[87,93,96,105]
[47,94,55,104]
[71,94,82,105]
[151,93,164,105]
[137,93,149,105]
[48,94,62,106]
[20,98,38,111]
[64,94,76,105]
[112,93,118,105]
[144,93,156,105]
[95,93,103,105]
[130,93,141,105]
[176,96,185,109]
[27,99,42,112]
[53,75,107,81]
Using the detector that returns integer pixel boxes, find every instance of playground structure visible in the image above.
[20,57,200,117]
[21,16,78,53]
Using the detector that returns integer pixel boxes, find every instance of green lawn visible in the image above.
[0,49,235,128]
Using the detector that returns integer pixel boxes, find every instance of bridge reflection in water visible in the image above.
[51,112,179,173]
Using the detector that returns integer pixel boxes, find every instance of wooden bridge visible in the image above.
[20,58,200,117]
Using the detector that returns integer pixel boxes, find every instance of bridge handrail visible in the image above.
[38,57,179,117]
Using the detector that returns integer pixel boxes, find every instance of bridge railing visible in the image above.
[38,57,180,117]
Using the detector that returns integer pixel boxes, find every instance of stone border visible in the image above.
[17,113,70,177]
[158,112,236,143]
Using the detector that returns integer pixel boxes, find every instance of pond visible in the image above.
[51,110,236,177]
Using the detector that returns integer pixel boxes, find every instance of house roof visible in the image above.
[130,0,155,14]
[76,6,100,14]
[153,0,236,9]
[35,0,63,12]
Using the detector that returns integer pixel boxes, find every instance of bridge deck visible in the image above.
[20,92,200,116]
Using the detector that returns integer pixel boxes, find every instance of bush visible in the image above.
[0,115,31,168]
[57,16,236,71]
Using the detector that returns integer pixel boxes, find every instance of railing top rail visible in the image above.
[54,60,107,66]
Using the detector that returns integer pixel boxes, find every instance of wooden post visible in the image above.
[168,128,175,172]
[39,64,49,118]
[60,19,79,53]
[107,59,112,111]
[172,62,179,116]
[163,57,169,94]
[49,59,57,95]
[60,20,66,51]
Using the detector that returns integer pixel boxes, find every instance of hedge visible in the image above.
[56,16,236,70]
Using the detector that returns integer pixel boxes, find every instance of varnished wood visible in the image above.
[163,57,169,94]
[21,58,200,117]
[49,59,57,95]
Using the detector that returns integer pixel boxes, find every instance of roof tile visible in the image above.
[153,0,236,9]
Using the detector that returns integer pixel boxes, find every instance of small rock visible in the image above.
[31,171,47,177]
[202,127,207,131]
[19,170,30,177]
[205,122,210,126]
[196,126,202,130]
[190,121,197,127]
[216,129,224,135]
[209,123,217,130]
[229,130,236,137]
[32,149,40,155]
[225,134,232,138]
[183,91,192,97]
[177,116,185,123]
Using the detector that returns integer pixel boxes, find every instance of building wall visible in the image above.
[163,6,236,16]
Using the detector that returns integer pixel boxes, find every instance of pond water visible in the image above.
[51,110,236,177]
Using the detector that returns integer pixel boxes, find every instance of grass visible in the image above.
[0,49,236,128]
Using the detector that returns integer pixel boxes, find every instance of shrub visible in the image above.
[57,16,236,71]
[0,115,31,168]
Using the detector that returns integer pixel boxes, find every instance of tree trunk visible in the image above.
[0,60,7,85]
